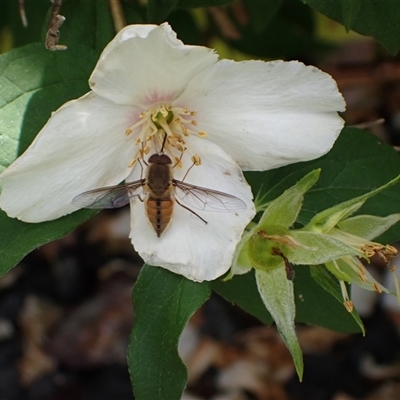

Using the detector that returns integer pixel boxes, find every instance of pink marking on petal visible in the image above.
[142,90,176,106]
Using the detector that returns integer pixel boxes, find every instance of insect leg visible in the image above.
[180,159,196,182]
[175,198,207,224]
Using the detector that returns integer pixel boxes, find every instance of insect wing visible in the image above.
[173,180,247,212]
[72,180,145,209]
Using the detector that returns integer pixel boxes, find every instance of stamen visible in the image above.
[358,273,366,283]
[386,244,398,256]
[128,158,137,167]
[176,143,186,152]
[191,154,201,166]
[173,156,183,168]
[344,301,354,312]
[180,124,189,136]
[339,281,353,312]
[372,282,382,293]
[123,103,206,170]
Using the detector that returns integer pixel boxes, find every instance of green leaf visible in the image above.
[168,9,201,45]
[212,268,361,334]
[294,266,361,333]
[147,0,180,23]
[255,268,303,379]
[246,0,284,33]
[128,266,211,400]
[302,0,400,54]
[340,0,361,31]
[0,209,94,275]
[212,271,273,325]
[222,0,332,59]
[310,266,364,334]
[0,43,98,272]
[0,44,97,166]
[5,0,50,47]
[178,0,236,8]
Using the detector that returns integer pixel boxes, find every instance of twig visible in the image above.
[351,119,385,130]
[45,0,67,51]
[109,0,126,32]
[19,0,28,27]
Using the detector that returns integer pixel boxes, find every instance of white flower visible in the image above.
[0,23,345,282]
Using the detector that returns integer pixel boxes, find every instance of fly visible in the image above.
[72,153,246,237]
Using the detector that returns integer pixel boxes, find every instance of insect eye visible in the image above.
[148,154,158,164]
[159,154,172,165]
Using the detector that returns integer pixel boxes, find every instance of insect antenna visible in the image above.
[160,132,168,153]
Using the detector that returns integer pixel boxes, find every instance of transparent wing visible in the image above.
[72,180,145,209]
[173,180,247,212]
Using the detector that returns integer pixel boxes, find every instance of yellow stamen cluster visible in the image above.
[361,243,397,261]
[125,103,207,168]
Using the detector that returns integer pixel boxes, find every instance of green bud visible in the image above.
[248,227,290,271]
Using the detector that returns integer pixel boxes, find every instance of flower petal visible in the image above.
[0,93,137,222]
[129,137,255,282]
[175,60,345,170]
[89,23,218,107]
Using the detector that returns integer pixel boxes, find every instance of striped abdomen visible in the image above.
[145,196,174,237]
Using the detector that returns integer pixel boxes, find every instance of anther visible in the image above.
[173,157,183,168]
[198,131,208,138]
[128,158,137,167]
[176,143,186,152]
[372,282,382,293]
[125,128,133,136]
[344,301,353,312]
[191,154,201,166]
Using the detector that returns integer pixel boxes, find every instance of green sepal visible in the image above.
[226,230,253,280]
[257,169,320,228]
[338,214,400,241]
[287,231,362,265]
[249,227,290,271]
[255,268,303,380]
[325,257,389,294]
